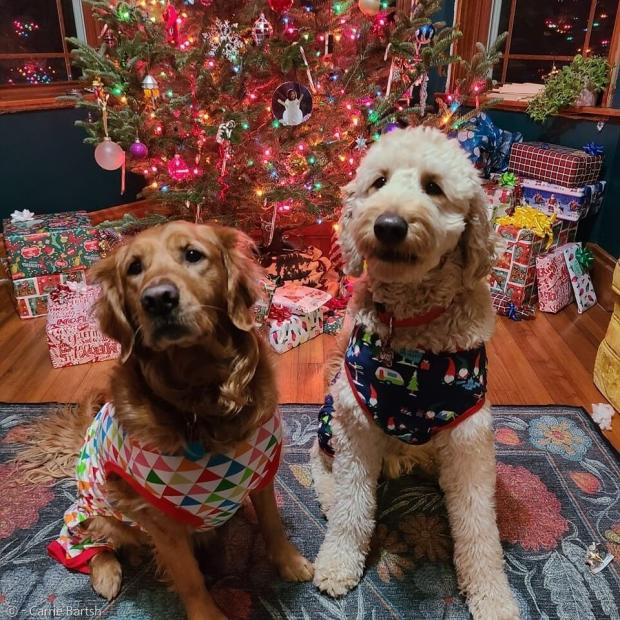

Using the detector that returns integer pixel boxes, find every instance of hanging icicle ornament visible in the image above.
[216,120,236,199]
[93,89,126,193]
[417,73,429,116]
[142,74,160,101]
[205,19,245,63]
[252,13,273,46]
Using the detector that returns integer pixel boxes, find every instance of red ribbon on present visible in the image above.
[268,304,292,325]
[325,296,348,311]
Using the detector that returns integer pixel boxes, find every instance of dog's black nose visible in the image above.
[374,213,408,244]
[141,282,179,316]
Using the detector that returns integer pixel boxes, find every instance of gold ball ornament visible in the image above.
[358,0,382,16]
[287,152,309,176]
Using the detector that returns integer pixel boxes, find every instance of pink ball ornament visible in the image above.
[268,0,293,13]
[129,138,148,159]
[358,0,381,16]
[167,154,191,181]
[94,137,125,170]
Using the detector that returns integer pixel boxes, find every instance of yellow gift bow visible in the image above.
[496,206,557,250]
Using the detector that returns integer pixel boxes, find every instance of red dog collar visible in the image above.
[376,305,447,328]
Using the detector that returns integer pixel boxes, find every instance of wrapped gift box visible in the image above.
[272,284,332,315]
[508,142,602,188]
[521,179,606,221]
[482,173,521,222]
[252,278,277,327]
[536,246,573,313]
[563,243,597,314]
[46,285,121,368]
[12,271,87,319]
[492,218,577,307]
[267,305,324,354]
[3,211,102,280]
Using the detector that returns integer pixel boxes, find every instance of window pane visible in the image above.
[0,58,67,84]
[0,0,68,54]
[503,59,570,83]
[508,0,589,56]
[588,0,618,56]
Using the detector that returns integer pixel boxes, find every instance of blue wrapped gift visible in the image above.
[452,112,523,178]
[521,178,606,222]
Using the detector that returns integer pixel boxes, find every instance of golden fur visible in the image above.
[16,221,312,620]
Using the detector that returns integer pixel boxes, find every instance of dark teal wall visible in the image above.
[0,108,143,226]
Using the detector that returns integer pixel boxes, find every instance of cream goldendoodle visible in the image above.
[311,126,519,620]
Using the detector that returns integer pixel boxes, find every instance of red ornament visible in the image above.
[163,3,179,45]
[167,154,191,181]
[268,0,293,13]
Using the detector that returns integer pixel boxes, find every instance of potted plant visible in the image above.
[527,54,611,122]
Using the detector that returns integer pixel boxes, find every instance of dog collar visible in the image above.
[375,304,448,328]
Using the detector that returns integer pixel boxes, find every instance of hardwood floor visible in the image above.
[0,281,617,450]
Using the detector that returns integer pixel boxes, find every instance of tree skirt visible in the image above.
[0,404,618,619]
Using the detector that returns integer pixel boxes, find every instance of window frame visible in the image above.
[451,0,620,117]
[0,1,98,112]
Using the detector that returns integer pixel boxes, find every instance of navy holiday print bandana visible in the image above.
[318,324,487,454]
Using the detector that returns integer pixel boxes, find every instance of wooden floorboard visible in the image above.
[0,281,617,450]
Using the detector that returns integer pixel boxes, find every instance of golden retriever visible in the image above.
[18,221,313,620]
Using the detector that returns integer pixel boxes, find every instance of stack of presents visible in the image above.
[1,210,121,367]
[1,210,350,363]
[456,113,605,319]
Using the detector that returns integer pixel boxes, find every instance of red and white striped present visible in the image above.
[46,284,120,368]
[509,142,602,188]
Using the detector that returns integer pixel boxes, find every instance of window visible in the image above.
[0,1,96,111]
[489,0,619,84]
[453,0,620,111]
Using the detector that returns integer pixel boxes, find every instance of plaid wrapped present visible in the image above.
[490,292,535,320]
[3,211,101,280]
[12,271,87,319]
[492,215,578,307]
[508,142,603,188]
[536,246,573,313]
[46,284,121,368]
[521,178,606,222]
[266,304,323,354]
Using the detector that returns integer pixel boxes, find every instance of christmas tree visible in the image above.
[67,0,505,237]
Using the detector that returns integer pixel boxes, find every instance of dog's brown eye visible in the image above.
[127,259,142,276]
[185,248,204,263]
[371,176,387,191]
[424,180,443,196]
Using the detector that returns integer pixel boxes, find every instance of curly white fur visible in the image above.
[312,127,519,620]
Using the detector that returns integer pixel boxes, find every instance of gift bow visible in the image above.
[10,209,36,223]
[268,304,292,325]
[499,172,517,188]
[582,142,604,157]
[575,246,594,272]
[325,297,348,311]
[495,206,557,249]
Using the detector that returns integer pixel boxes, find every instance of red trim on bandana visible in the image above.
[47,540,110,575]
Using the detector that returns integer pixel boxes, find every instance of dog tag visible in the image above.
[185,441,205,461]
[378,345,394,367]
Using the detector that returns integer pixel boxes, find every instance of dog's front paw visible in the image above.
[271,541,314,582]
[313,547,364,597]
[90,551,122,600]
[467,586,520,620]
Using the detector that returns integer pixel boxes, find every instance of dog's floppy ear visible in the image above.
[338,182,364,277]
[220,229,260,331]
[89,248,134,360]
[461,189,496,289]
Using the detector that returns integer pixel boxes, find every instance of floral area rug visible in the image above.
[1,403,619,620]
